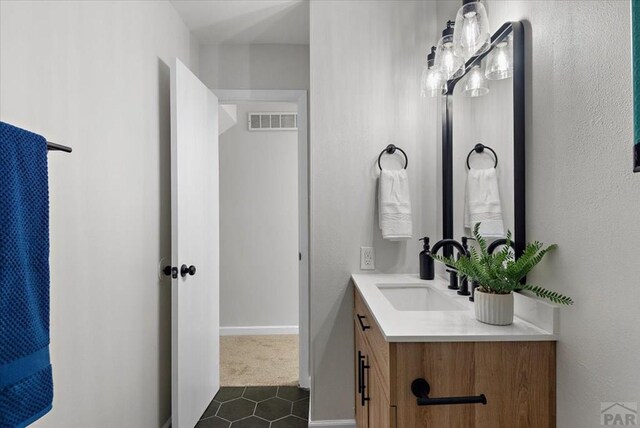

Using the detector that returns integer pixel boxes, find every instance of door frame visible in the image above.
[214,89,310,389]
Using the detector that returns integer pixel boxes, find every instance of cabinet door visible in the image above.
[355,323,369,428]
[368,362,395,428]
[395,343,475,428]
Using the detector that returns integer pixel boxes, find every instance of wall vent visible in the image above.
[248,112,297,131]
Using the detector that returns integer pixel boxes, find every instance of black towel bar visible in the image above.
[466,143,497,169]
[47,141,72,153]
[378,144,408,170]
[411,378,487,407]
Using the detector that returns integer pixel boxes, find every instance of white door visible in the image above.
[170,58,220,428]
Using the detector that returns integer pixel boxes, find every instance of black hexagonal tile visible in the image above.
[217,398,256,421]
[271,415,308,428]
[195,416,230,428]
[291,397,309,419]
[201,399,221,419]
[230,416,270,428]
[243,386,278,402]
[277,387,309,402]
[255,397,292,421]
[214,387,245,402]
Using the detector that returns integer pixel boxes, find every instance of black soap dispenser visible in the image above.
[419,237,434,280]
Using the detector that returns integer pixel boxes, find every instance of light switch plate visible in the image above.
[360,247,375,270]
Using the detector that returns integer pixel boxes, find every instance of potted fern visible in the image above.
[434,223,573,326]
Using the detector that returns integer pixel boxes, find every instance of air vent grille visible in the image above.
[248,112,297,131]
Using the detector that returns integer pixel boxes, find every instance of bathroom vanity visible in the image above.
[352,274,557,428]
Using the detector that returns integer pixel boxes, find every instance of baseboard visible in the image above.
[307,419,356,427]
[161,417,171,428]
[298,375,311,389]
[220,325,299,336]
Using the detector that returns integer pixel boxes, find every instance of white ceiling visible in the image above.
[170,0,309,45]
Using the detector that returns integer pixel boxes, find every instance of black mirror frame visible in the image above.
[441,21,526,258]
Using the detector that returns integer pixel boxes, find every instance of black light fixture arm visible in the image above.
[445,21,515,95]
[411,378,487,407]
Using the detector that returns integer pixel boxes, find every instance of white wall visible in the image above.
[309,0,436,421]
[219,102,299,330]
[0,1,195,426]
[436,1,640,426]
[199,43,309,90]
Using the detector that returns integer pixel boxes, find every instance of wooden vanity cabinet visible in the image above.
[354,287,397,427]
[354,288,556,428]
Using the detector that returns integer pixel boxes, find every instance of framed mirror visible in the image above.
[441,21,526,256]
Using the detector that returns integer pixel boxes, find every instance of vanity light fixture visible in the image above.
[461,64,489,97]
[452,0,491,60]
[434,21,465,80]
[485,35,513,80]
[421,46,447,97]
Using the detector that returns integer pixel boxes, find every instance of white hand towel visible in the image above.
[378,169,412,240]
[464,168,505,238]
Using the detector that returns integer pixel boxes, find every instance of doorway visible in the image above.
[215,90,309,391]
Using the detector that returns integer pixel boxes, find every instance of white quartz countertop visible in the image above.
[351,273,558,342]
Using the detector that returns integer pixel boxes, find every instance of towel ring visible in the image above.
[378,144,408,170]
[466,143,498,169]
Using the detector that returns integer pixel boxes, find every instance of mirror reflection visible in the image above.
[452,36,514,246]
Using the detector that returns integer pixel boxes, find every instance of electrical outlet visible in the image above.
[360,247,375,270]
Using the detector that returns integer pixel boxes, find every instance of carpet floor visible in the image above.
[220,335,299,387]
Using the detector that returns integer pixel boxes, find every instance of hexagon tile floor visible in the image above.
[195,386,309,428]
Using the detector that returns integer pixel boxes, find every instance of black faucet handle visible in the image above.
[461,236,475,253]
[445,269,459,290]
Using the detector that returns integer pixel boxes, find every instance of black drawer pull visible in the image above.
[411,378,487,406]
[361,357,370,406]
[357,351,365,394]
[357,314,370,331]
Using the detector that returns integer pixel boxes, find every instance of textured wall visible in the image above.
[199,43,309,90]
[0,1,195,426]
[219,102,299,330]
[309,0,436,421]
[436,1,640,426]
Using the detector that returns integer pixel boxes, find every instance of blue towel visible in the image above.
[0,122,53,427]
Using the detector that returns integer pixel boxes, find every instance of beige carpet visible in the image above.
[220,335,299,386]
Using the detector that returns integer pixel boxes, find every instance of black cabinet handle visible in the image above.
[180,264,196,277]
[411,378,487,406]
[163,265,178,279]
[360,356,370,406]
[357,314,370,331]
[357,351,364,394]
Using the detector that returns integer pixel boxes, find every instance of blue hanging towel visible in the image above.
[0,122,53,427]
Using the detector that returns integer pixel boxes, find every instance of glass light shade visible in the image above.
[462,64,489,97]
[485,37,513,80]
[421,66,447,98]
[434,34,465,80]
[452,1,491,60]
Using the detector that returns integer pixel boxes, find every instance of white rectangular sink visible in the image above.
[377,284,466,311]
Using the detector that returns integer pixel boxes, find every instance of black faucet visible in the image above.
[456,237,471,296]
[430,239,468,291]
[487,238,514,255]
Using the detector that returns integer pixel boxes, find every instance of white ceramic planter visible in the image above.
[474,290,514,326]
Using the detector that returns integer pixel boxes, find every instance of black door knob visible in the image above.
[164,265,178,279]
[180,264,196,277]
